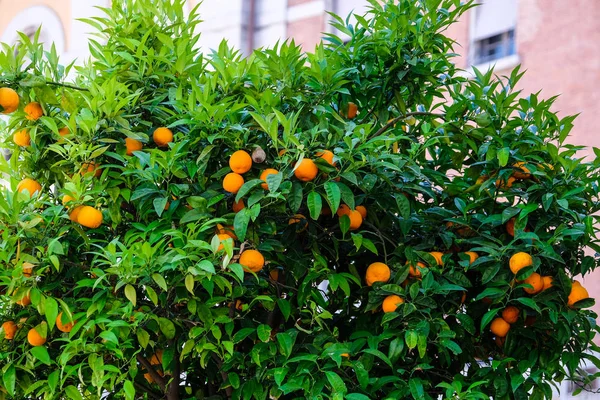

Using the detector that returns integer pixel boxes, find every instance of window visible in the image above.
[471,0,517,65]
[474,30,515,64]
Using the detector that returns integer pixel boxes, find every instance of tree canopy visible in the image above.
[1,0,600,399]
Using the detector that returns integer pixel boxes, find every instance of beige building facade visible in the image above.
[1,1,599,397]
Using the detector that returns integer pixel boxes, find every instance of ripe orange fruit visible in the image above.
[27,327,46,346]
[269,269,279,281]
[223,173,244,193]
[216,224,238,240]
[512,162,531,179]
[2,321,17,340]
[346,210,363,230]
[58,127,71,137]
[490,317,510,338]
[506,218,515,237]
[260,168,279,190]
[464,251,478,264]
[460,291,467,304]
[346,102,358,119]
[568,281,590,307]
[56,312,75,333]
[24,102,43,120]
[337,204,352,217]
[153,127,173,147]
[16,290,31,306]
[382,295,404,313]
[495,176,516,189]
[356,205,367,219]
[232,199,245,213]
[22,262,34,277]
[125,138,143,155]
[289,214,308,232]
[294,159,319,182]
[13,129,30,147]
[502,306,520,324]
[407,261,425,278]
[77,206,103,228]
[522,272,543,294]
[149,350,163,366]
[542,275,553,291]
[69,206,84,222]
[239,249,265,273]
[341,353,350,358]
[62,195,75,207]
[17,178,42,196]
[509,252,533,275]
[0,87,19,113]
[365,262,390,286]
[81,161,102,177]
[429,251,444,266]
[316,150,335,166]
[229,150,253,174]
[216,233,233,251]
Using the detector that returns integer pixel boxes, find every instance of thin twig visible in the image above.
[133,382,162,400]
[46,81,89,91]
[369,111,446,139]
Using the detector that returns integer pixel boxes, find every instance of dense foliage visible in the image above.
[1,0,600,399]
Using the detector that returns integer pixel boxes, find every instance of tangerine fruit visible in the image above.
[2,321,17,340]
[365,262,390,286]
[239,249,265,273]
[260,168,279,190]
[229,150,253,174]
[125,138,143,155]
[316,150,335,166]
[490,317,510,338]
[56,312,75,333]
[0,87,19,113]
[522,272,543,294]
[27,327,46,346]
[153,127,173,147]
[13,129,30,147]
[17,178,41,196]
[294,159,319,182]
[223,173,244,193]
[382,295,404,313]
[24,102,43,120]
[77,206,103,228]
[502,306,520,324]
[509,252,533,275]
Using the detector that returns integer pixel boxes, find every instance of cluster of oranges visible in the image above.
[489,251,589,340]
[1,312,75,346]
[126,126,173,155]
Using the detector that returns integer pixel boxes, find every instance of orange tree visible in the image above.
[1,0,600,399]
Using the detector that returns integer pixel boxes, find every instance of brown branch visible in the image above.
[166,342,181,400]
[136,354,166,392]
[369,111,446,139]
[133,382,162,400]
[211,353,233,399]
[46,80,89,91]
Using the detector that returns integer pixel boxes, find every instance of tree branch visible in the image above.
[369,111,446,139]
[166,343,181,400]
[46,81,89,91]
[211,353,233,399]
[136,354,166,392]
[134,382,162,400]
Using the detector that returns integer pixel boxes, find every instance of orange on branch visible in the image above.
[490,317,510,338]
[568,281,590,307]
[356,205,367,219]
[429,251,444,266]
[24,102,43,120]
[216,233,233,251]
[56,312,75,333]
[77,206,103,228]
[232,199,245,212]
[0,87,19,113]
[22,262,34,277]
[13,129,30,147]
[17,178,41,197]
[522,272,543,294]
[153,127,173,147]
[27,327,46,346]
[229,150,253,174]
[289,214,308,232]
[407,261,425,278]
[223,173,244,193]
[125,138,143,155]
[509,252,533,275]
[365,262,390,286]
[512,162,531,179]
[294,158,319,182]
[502,306,520,324]
[382,295,404,313]
[316,150,335,166]
[260,168,279,190]
[2,321,17,340]
[239,249,265,273]
[542,275,554,291]
[464,251,478,264]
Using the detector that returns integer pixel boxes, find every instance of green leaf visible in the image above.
[44,297,58,331]
[324,181,341,214]
[266,172,283,192]
[235,179,264,202]
[324,371,347,394]
[137,329,150,348]
[274,367,288,386]
[409,378,425,399]
[257,324,272,343]
[152,273,168,291]
[65,386,84,400]
[234,209,251,241]
[153,197,168,217]
[307,191,322,220]
[497,147,510,167]
[228,263,245,281]
[514,297,541,313]
[405,330,418,350]
[396,193,410,219]
[124,284,136,306]
[289,182,303,213]
[336,182,355,210]
[31,346,51,365]
[480,308,501,332]
[158,317,176,339]
[123,380,135,400]
[346,394,371,400]
[277,299,291,321]
[3,364,15,396]
[185,274,194,294]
